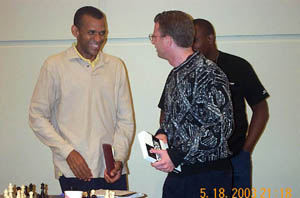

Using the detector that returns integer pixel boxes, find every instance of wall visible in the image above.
[0,1,299,198]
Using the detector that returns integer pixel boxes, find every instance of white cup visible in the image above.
[64,191,83,198]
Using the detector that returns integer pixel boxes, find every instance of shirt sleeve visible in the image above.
[28,60,74,159]
[112,61,134,163]
[241,60,270,106]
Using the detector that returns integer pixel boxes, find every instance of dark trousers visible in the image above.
[59,175,127,193]
[231,150,252,189]
[162,170,232,198]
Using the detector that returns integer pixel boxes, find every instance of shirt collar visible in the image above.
[173,51,199,71]
[72,42,100,68]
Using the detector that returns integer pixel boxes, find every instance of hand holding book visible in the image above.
[138,131,181,173]
[102,144,115,174]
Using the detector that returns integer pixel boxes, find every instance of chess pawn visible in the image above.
[4,189,8,198]
[90,190,96,198]
[21,185,25,198]
[29,192,34,198]
[8,183,13,198]
[104,190,109,198]
[90,190,95,196]
[109,191,115,198]
[17,189,21,198]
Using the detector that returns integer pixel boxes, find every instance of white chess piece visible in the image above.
[21,185,25,198]
[17,190,21,198]
[104,190,109,198]
[109,191,115,198]
[90,189,95,197]
[29,191,33,198]
[8,183,13,198]
[4,189,8,198]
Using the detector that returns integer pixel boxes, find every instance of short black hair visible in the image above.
[154,10,194,48]
[193,19,215,36]
[74,6,105,28]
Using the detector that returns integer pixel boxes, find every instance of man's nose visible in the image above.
[151,38,155,45]
[94,34,103,42]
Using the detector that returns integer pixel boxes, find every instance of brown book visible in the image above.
[102,144,115,174]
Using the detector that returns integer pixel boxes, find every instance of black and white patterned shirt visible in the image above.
[159,52,234,167]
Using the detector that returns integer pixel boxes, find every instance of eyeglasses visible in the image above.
[148,34,164,42]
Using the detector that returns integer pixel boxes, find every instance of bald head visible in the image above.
[193,19,216,37]
[192,18,218,61]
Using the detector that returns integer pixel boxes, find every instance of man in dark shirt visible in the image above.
[192,18,269,190]
[150,11,234,198]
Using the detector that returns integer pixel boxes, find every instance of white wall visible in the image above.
[1,1,299,198]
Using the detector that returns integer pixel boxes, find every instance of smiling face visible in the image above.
[72,14,106,61]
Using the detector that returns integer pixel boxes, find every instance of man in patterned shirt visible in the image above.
[149,11,234,198]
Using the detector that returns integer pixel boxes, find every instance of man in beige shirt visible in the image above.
[29,6,134,192]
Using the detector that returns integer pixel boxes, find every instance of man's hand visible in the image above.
[66,150,93,181]
[150,149,175,173]
[104,161,123,183]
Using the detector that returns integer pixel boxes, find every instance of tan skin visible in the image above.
[159,23,269,154]
[67,14,123,183]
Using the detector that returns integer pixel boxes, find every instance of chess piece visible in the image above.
[8,183,13,198]
[25,186,29,197]
[44,184,48,198]
[90,190,95,196]
[21,185,25,198]
[82,192,88,198]
[29,191,34,198]
[109,191,115,198]
[4,189,8,198]
[29,184,33,193]
[90,190,96,198]
[39,183,45,198]
[17,189,21,198]
[104,190,109,198]
[17,187,21,198]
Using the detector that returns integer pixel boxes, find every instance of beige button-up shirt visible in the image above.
[29,46,134,179]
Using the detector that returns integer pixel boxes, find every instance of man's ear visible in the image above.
[71,25,79,38]
[164,35,173,47]
[207,34,215,45]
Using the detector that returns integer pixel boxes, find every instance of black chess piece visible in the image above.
[40,183,45,198]
[29,183,33,193]
[24,186,29,196]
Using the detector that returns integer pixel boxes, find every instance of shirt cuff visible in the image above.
[167,148,185,167]
[60,144,74,159]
